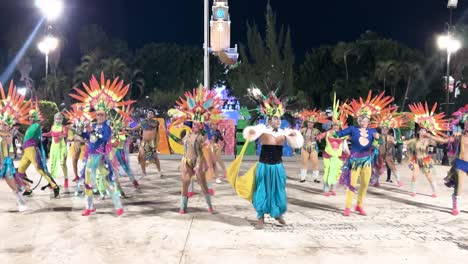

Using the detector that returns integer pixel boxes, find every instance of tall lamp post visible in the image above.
[204,0,210,89]
[438,35,461,114]
[438,0,460,113]
[38,36,59,94]
[35,0,63,97]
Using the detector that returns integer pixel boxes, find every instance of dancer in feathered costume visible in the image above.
[445,104,468,215]
[129,110,163,177]
[70,73,134,216]
[43,112,69,188]
[338,91,393,216]
[296,109,328,183]
[406,102,450,198]
[64,105,91,183]
[171,85,223,214]
[369,108,407,187]
[316,93,349,196]
[17,100,60,198]
[240,88,303,229]
[108,106,139,195]
[0,81,31,211]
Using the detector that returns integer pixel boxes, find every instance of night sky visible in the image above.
[1,0,468,61]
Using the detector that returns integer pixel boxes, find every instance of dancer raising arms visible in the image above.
[241,89,304,229]
[70,73,135,217]
[406,102,450,198]
[170,86,223,214]
[338,91,393,216]
[316,94,349,196]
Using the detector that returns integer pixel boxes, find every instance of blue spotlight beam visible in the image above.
[0,18,45,85]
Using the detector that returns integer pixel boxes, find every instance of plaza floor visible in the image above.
[0,155,467,264]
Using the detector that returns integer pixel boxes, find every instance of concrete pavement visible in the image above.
[0,155,467,264]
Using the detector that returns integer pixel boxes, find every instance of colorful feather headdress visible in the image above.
[296,109,329,124]
[451,104,468,128]
[0,81,32,126]
[63,104,93,126]
[29,99,43,123]
[108,105,134,134]
[331,93,348,128]
[69,72,135,119]
[408,102,450,138]
[341,91,394,119]
[172,85,223,125]
[248,87,285,118]
[371,108,407,129]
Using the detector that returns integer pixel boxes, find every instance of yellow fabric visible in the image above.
[226,141,257,202]
[18,147,57,188]
[345,166,371,208]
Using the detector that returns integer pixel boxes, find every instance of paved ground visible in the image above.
[0,155,467,264]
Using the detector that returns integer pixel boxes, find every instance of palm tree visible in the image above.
[101,58,128,79]
[73,53,100,85]
[126,69,145,99]
[399,62,424,111]
[44,74,69,103]
[332,42,361,85]
[374,60,398,94]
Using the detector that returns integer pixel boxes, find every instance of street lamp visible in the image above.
[38,35,59,96]
[438,34,461,114]
[38,35,59,76]
[35,0,64,20]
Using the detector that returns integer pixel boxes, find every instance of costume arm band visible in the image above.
[242,124,266,142]
[284,128,304,149]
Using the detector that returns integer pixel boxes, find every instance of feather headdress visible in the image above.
[408,102,450,138]
[0,81,32,126]
[341,91,394,119]
[371,108,407,129]
[296,109,329,124]
[247,87,285,118]
[172,85,223,126]
[451,104,468,128]
[69,72,135,119]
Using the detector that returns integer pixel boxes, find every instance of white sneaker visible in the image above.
[18,205,29,212]
[216,178,222,184]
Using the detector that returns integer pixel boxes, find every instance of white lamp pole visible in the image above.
[38,36,59,93]
[204,0,210,89]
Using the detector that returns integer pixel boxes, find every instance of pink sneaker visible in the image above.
[452,209,459,216]
[355,206,367,216]
[81,208,96,216]
[431,193,437,198]
[208,188,215,196]
[187,191,195,198]
[331,191,337,196]
[179,209,186,214]
[324,192,330,197]
[116,208,124,217]
[343,208,351,216]
[411,192,416,197]
[208,207,215,214]
[398,181,403,187]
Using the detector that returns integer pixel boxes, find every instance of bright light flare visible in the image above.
[438,35,462,53]
[38,36,59,54]
[35,0,64,20]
